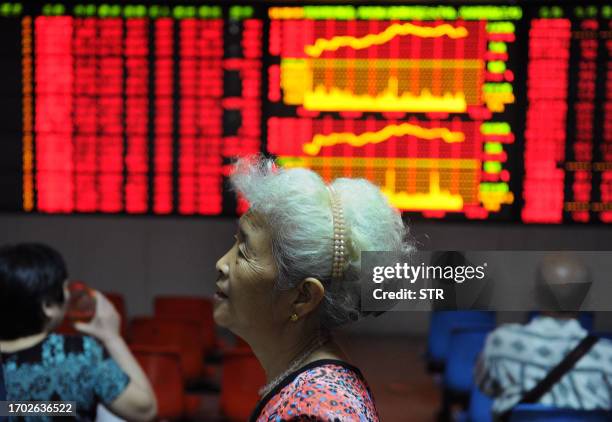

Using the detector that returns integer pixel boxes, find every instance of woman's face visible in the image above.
[214,211,287,336]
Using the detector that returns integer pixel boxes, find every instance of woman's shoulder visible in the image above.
[255,360,379,422]
[45,332,107,358]
[2,333,107,368]
[293,360,370,394]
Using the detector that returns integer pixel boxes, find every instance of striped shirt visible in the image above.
[475,316,612,415]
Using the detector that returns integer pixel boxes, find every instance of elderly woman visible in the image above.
[0,243,157,421]
[214,157,413,421]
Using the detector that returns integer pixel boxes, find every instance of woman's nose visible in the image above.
[215,254,230,278]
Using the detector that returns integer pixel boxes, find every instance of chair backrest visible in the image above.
[130,317,205,381]
[443,324,495,395]
[131,345,185,420]
[235,336,250,350]
[508,404,612,422]
[594,332,612,342]
[467,384,493,422]
[427,311,496,369]
[154,296,216,353]
[220,347,266,422]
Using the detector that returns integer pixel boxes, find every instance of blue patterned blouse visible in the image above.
[1,333,130,421]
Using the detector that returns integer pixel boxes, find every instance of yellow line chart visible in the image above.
[302,123,466,155]
[304,22,469,57]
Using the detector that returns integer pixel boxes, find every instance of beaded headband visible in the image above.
[327,185,347,281]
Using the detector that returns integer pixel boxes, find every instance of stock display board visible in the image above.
[0,2,610,223]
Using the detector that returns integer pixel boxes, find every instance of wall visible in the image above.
[1,214,611,333]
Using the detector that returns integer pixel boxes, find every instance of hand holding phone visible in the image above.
[73,290,122,344]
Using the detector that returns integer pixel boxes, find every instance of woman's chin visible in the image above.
[212,305,232,328]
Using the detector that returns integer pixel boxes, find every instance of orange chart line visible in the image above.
[303,123,465,155]
[305,23,469,58]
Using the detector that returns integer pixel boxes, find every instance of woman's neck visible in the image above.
[247,324,347,384]
[0,331,48,353]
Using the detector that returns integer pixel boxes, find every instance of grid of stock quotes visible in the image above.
[0,2,610,224]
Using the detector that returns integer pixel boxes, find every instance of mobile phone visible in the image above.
[65,280,96,323]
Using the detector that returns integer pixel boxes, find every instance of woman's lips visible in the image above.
[215,284,229,300]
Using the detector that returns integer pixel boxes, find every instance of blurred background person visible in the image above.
[214,157,413,421]
[0,243,157,421]
[475,252,612,418]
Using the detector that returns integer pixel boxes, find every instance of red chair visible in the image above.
[235,337,250,350]
[130,317,206,382]
[183,393,203,419]
[130,345,185,420]
[154,296,216,354]
[220,347,266,422]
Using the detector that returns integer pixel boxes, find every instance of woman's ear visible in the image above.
[41,280,70,329]
[293,277,325,318]
[42,300,61,319]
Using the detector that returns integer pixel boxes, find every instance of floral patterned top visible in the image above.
[250,359,379,422]
[1,333,130,421]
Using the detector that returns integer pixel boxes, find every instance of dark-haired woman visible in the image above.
[0,243,156,421]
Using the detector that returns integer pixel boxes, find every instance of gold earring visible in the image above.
[290,313,299,322]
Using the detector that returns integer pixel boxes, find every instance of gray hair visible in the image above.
[230,156,414,328]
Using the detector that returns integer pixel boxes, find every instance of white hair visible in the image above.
[230,156,414,328]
